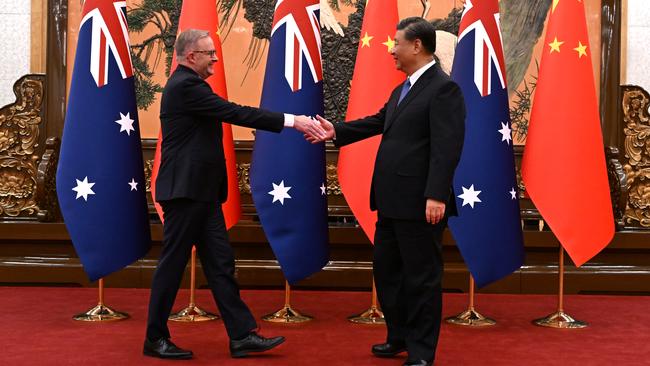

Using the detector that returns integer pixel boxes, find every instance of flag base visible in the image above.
[348,305,385,324]
[533,311,587,328]
[262,306,313,323]
[445,308,496,327]
[169,303,220,322]
[73,304,129,322]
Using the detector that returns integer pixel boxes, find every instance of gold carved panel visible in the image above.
[0,75,46,219]
[622,85,650,227]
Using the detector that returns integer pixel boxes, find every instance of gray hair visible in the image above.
[175,29,210,61]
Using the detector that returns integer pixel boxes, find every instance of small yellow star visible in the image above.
[360,32,373,48]
[552,0,560,13]
[382,36,395,52]
[573,41,587,58]
[548,37,564,53]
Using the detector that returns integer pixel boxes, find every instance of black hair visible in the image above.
[396,17,436,54]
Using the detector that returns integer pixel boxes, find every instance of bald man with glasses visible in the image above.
[144,29,326,360]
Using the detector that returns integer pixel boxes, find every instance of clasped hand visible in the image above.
[298,115,335,144]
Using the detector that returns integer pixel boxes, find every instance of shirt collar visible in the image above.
[408,58,436,87]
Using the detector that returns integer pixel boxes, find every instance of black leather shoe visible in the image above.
[371,342,407,357]
[229,332,285,358]
[143,338,193,360]
[403,359,432,366]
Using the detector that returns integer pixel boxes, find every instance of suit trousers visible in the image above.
[373,215,445,362]
[146,198,256,341]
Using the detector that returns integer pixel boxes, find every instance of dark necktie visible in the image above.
[398,78,412,105]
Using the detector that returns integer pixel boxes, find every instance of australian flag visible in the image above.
[250,0,329,284]
[56,0,151,281]
[447,0,524,288]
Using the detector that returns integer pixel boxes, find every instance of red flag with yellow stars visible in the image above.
[151,0,241,228]
[337,0,403,242]
[522,0,614,266]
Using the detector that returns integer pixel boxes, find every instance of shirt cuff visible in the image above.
[284,114,295,127]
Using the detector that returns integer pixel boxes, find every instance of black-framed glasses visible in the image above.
[192,50,217,57]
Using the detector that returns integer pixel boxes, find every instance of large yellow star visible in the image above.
[548,37,564,53]
[361,32,373,48]
[573,41,588,58]
[382,36,395,52]
[552,0,560,13]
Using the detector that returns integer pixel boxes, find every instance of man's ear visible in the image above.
[413,39,423,54]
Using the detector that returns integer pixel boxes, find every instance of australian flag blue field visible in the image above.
[250,0,329,284]
[448,0,524,288]
[56,0,150,281]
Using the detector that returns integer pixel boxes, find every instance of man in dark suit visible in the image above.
[144,29,325,360]
[313,18,465,366]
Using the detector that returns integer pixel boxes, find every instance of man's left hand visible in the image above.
[426,199,445,225]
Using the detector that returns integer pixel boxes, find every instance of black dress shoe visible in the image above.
[403,359,432,366]
[143,338,193,360]
[371,342,407,357]
[229,332,285,358]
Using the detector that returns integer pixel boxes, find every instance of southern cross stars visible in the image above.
[269,180,292,205]
[115,112,135,136]
[498,122,512,144]
[72,176,95,201]
[128,178,139,191]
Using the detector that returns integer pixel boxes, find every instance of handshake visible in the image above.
[293,115,335,144]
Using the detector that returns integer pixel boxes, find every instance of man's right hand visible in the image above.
[304,115,335,144]
[293,115,327,140]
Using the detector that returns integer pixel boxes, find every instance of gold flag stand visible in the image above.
[262,280,312,323]
[170,246,220,322]
[348,278,385,324]
[533,246,587,328]
[73,278,129,321]
[445,275,496,327]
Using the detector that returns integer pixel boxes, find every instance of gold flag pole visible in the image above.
[73,278,129,321]
[445,275,496,326]
[533,246,587,328]
[170,246,220,322]
[348,277,385,324]
[262,280,312,323]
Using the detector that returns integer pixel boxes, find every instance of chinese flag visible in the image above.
[151,0,241,228]
[521,0,614,266]
[338,0,403,242]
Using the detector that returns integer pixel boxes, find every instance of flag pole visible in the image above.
[348,277,385,324]
[169,246,219,322]
[533,246,587,328]
[262,280,312,323]
[445,275,496,326]
[73,278,129,321]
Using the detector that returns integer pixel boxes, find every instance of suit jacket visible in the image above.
[334,64,465,221]
[156,65,284,203]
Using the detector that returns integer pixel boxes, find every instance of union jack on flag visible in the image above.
[448,0,524,287]
[457,0,507,97]
[271,0,322,91]
[57,0,150,281]
[80,0,133,87]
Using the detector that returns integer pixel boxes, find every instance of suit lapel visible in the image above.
[384,87,401,130]
[384,65,439,133]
